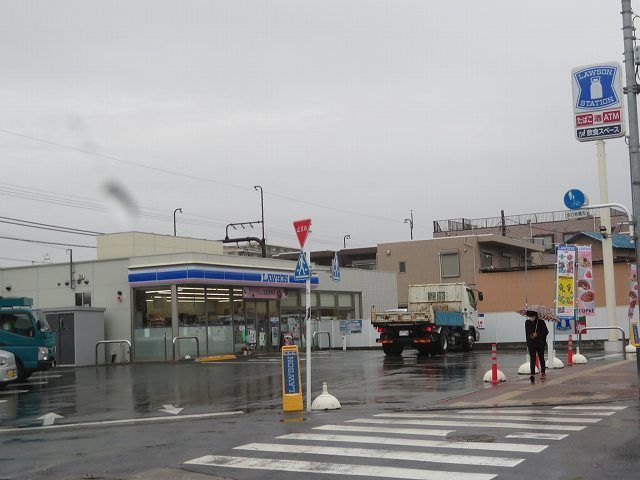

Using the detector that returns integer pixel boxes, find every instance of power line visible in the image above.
[0,235,96,249]
[0,256,42,264]
[0,128,429,229]
[0,216,102,236]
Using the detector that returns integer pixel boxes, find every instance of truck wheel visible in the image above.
[462,329,475,351]
[383,344,404,357]
[16,359,32,382]
[435,333,449,355]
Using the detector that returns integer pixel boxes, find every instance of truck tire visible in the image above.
[434,332,449,355]
[462,328,476,351]
[15,359,32,382]
[383,344,404,357]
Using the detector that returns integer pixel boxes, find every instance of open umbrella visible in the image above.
[516,304,558,322]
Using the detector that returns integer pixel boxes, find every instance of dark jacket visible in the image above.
[525,318,549,347]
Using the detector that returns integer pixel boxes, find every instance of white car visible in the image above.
[0,349,17,387]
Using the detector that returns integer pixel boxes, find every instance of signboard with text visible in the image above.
[293,218,312,248]
[571,62,626,142]
[281,345,303,411]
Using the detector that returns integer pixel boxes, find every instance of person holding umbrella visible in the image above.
[525,310,549,383]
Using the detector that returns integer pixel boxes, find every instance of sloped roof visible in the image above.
[572,231,635,249]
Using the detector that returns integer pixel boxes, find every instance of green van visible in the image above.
[0,297,56,380]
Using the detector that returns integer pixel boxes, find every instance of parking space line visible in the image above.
[235,442,524,467]
[0,390,29,395]
[0,410,244,434]
[277,433,548,453]
[462,409,615,416]
[184,455,497,480]
[552,405,627,411]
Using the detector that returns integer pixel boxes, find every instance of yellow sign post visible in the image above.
[281,345,303,412]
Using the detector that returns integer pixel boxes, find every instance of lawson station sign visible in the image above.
[571,62,626,142]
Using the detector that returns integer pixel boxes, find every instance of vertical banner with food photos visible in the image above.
[555,245,576,331]
[576,246,595,319]
[628,264,638,321]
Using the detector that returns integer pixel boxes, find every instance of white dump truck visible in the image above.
[371,283,482,357]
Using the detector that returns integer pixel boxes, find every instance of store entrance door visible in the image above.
[245,300,280,352]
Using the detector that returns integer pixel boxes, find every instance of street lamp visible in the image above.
[404,210,414,240]
[253,186,265,245]
[173,208,182,237]
[343,234,351,248]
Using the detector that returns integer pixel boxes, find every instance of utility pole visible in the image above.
[254,185,265,250]
[343,234,350,248]
[404,210,414,240]
[65,249,75,290]
[501,210,507,237]
[173,208,182,237]
[622,1,640,333]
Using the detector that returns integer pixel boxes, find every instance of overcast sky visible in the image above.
[0,0,636,266]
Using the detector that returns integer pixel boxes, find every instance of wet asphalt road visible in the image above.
[0,349,637,479]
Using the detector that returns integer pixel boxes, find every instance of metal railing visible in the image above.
[172,336,200,361]
[312,331,332,351]
[95,340,132,365]
[578,326,627,359]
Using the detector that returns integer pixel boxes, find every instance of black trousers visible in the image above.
[528,344,546,376]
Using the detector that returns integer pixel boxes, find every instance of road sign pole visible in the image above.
[622,1,640,360]
[596,140,619,344]
[305,250,311,412]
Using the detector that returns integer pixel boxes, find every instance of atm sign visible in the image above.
[575,109,622,127]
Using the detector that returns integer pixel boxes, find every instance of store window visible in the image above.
[533,235,554,251]
[133,287,172,360]
[440,250,460,278]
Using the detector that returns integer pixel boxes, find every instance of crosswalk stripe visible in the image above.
[314,425,454,437]
[461,409,614,417]
[348,418,585,432]
[552,405,626,411]
[184,454,497,480]
[235,442,524,468]
[375,413,600,424]
[277,433,548,453]
[506,432,569,440]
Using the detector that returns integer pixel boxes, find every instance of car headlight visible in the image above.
[38,347,48,361]
[0,356,7,366]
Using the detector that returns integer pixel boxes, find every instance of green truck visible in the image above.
[0,297,56,380]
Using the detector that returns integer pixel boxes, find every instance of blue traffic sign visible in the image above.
[573,65,620,111]
[564,189,586,210]
[294,250,310,280]
[331,252,340,282]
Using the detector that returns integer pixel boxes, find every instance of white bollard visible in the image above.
[518,352,539,375]
[483,369,507,382]
[311,382,341,411]
[341,334,347,351]
[550,350,564,369]
[572,347,588,364]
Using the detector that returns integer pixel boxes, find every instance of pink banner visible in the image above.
[628,264,637,321]
[576,246,595,318]
[243,287,288,300]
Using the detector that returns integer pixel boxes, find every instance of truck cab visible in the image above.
[0,297,56,380]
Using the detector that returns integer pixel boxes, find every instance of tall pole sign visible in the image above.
[571,62,625,347]
[293,218,312,411]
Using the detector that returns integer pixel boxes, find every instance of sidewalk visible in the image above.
[429,355,640,409]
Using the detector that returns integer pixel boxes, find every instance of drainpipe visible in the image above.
[463,239,477,287]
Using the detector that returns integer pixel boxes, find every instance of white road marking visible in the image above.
[506,432,569,440]
[235,442,524,468]
[277,433,548,453]
[37,412,63,426]
[30,374,63,378]
[158,404,183,415]
[349,418,585,432]
[9,381,48,387]
[378,413,600,424]
[0,410,244,434]
[314,424,454,437]
[462,409,614,417]
[0,400,6,403]
[184,455,497,480]
[0,389,29,395]
[552,405,627,411]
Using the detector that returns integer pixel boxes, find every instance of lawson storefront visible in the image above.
[129,260,363,360]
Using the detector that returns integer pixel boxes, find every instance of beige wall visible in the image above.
[377,237,479,306]
[477,262,633,313]
[97,232,223,260]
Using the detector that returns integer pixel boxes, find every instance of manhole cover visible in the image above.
[446,434,496,443]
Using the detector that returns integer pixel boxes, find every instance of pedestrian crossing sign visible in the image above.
[294,250,310,280]
[331,252,340,282]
